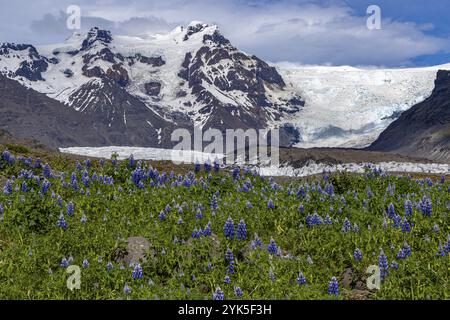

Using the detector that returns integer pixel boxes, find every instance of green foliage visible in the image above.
[5,144,30,154]
[0,152,448,300]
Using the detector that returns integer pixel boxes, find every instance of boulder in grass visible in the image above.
[113,236,153,266]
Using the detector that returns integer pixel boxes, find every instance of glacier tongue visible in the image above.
[276,63,450,148]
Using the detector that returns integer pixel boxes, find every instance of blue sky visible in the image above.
[0,0,449,67]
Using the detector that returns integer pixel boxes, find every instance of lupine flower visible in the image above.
[204,160,212,172]
[445,235,450,254]
[82,259,89,269]
[106,261,114,272]
[132,264,143,280]
[158,211,166,221]
[57,214,67,230]
[60,258,69,268]
[191,227,201,239]
[194,161,201,172]
[43,164,52,179]
[210,195,218,210]
[379,249,389,281]
[420,196,432,217]
[387,203,395,218]
[80,215,87,223]
[124,283,132,295]
[67,202,75,216]
[232,167,240,180]
[213,159,220,172]
[436,242,446,257]
[234,286,243,297]
[21,181,28,192]
[269,268,276,282]
[195,208,203,220]
[324,215,333,225]
[382,218,388,229]
[432,224,440,233]
[402,242,412,257]
[203,222,212,236]
[267,238,278,255]
[342,218,351,233]
[246,201,253,209]
[237,219,247,240]
[352,223,360,233]
[228,260,235,274]
[392,214,402,229]
[396,249,405,260]
[401,218,411,233]
[223,217,235,239]
[297,272,307,286]
[267,199,275,209]
[251,234,263,250]
[1,150,14,164]
[391,261,399,270]
[3,180,13,195]
[225,248,234,262]
[312,213,323,225]
[128,154,135,168]
[328,277,339,296]
[354,248,363,261]
[325,183,334,196]
[41,179,51,194]
[213,287,224,300]
[404,200,413,217]
[224,275,231,285]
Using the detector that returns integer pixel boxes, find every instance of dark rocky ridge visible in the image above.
[369,70,450,162]
[0,74,180,149]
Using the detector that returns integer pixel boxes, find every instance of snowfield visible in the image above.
[59,146,449,177]
[60,146,224,164]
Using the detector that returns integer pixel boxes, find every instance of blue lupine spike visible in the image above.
[223,217,235,239]
[237,219,247,240]
[328,277,339,296]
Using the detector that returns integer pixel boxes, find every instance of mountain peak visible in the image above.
[182,21,217,41]
[81,27,113,50]
[187,20,209,28]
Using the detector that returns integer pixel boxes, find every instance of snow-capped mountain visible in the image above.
[0,22,449,151]
[0,22,303,148]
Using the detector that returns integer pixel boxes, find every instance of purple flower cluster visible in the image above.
[223,217,235,239]
[379,249,389,282]
[328,277,339,296]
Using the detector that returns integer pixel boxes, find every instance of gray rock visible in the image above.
[115,236,152,266]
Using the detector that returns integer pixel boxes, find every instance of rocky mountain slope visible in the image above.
[369,70,450,162]
[0,23,303,148]
[0,73,176,148]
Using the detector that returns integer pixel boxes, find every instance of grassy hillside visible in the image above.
[0,146,448,299]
